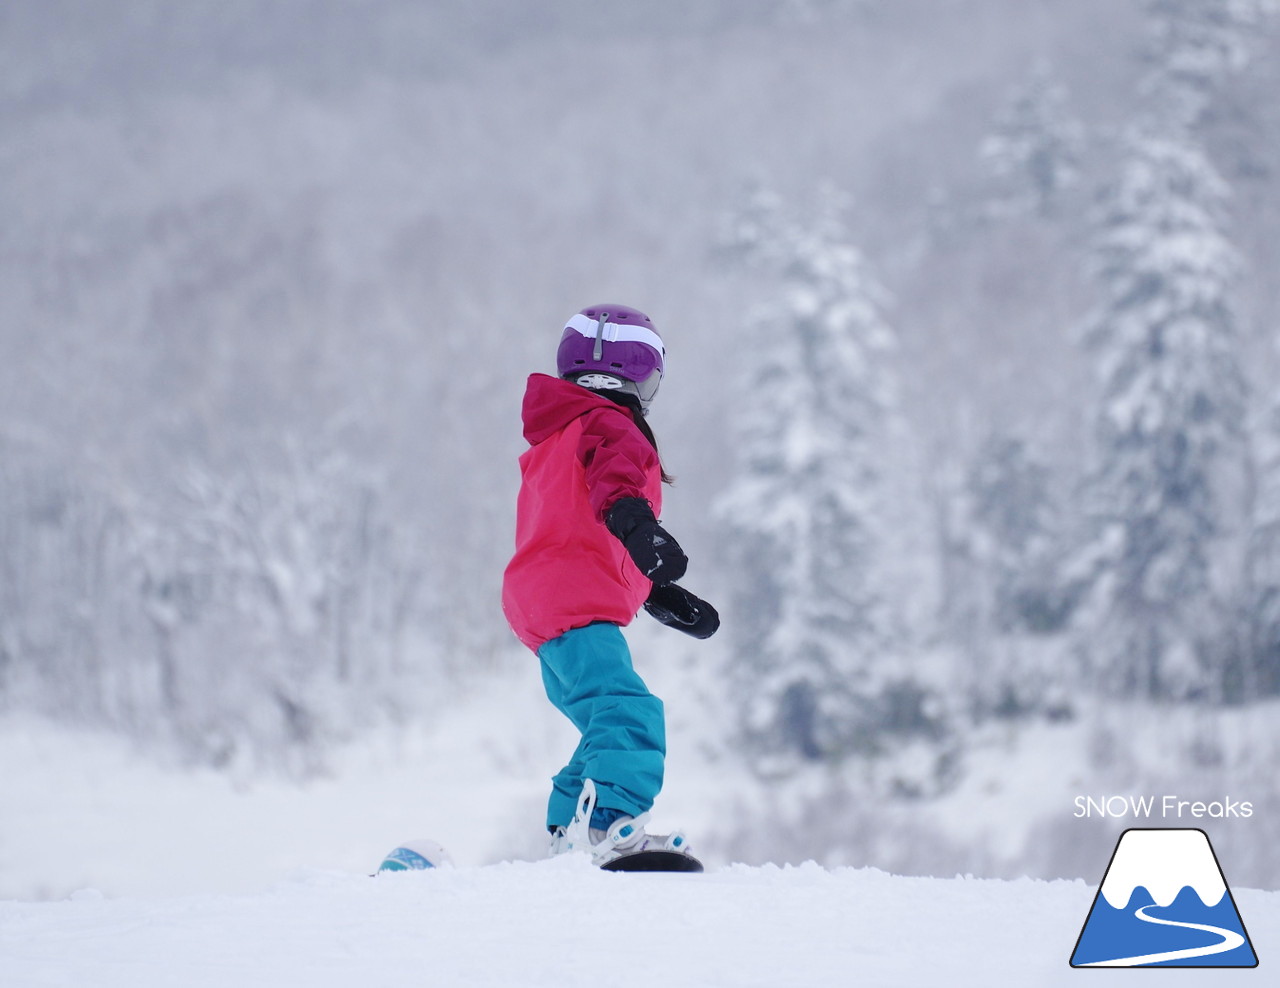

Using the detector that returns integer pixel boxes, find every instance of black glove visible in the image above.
[644,583,720,639]
[605,497,688,585]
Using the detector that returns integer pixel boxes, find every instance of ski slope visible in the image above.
[1,857,1275,987]
[2,707,1275,985]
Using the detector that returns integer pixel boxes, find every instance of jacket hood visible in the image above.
[520,373,628,445]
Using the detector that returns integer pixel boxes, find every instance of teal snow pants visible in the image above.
[538,622,666,830]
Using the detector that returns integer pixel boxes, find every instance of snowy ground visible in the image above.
[0,652,742,901]
[3,660,1277,985]
[3,855,1275,987]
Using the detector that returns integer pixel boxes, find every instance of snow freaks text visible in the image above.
[1073,796,1254,820]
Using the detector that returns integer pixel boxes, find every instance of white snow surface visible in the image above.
[4,855,1277,987]
[0,653,746,902]
[3,718,1278,987]
[3,676,1277,985]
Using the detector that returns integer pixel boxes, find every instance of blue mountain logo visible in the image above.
[1071,828,1258,968]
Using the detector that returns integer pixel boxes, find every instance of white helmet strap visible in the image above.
[563,313,665,358]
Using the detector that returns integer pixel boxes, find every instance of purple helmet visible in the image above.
[556,303,665,412]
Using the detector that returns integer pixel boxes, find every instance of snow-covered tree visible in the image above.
[1140,0,1276,129]
[716,189,943,776]
[1244,401,1280,699]
[980,64,1084,218]
[965,434,1068,636]
[936,433,1076,721]
[1075,129,1249,702]
[0,429,434,775]
[140,441,430,773]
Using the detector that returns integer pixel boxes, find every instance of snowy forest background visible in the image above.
[4,0,1280,889]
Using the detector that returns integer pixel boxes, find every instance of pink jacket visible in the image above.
[502,374,664,651]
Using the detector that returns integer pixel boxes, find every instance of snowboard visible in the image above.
[600,849,704,873]
[377,838,452,872]
[374,838,703,874]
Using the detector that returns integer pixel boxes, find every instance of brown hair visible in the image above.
[603,392,674,485]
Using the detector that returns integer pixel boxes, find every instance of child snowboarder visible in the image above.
[502,303,719,867]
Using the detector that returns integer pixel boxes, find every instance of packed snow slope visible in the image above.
[6,856,1275,988]
[1,711,1276,986]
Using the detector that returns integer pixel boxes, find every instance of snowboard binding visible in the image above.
[557,780,704,873]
